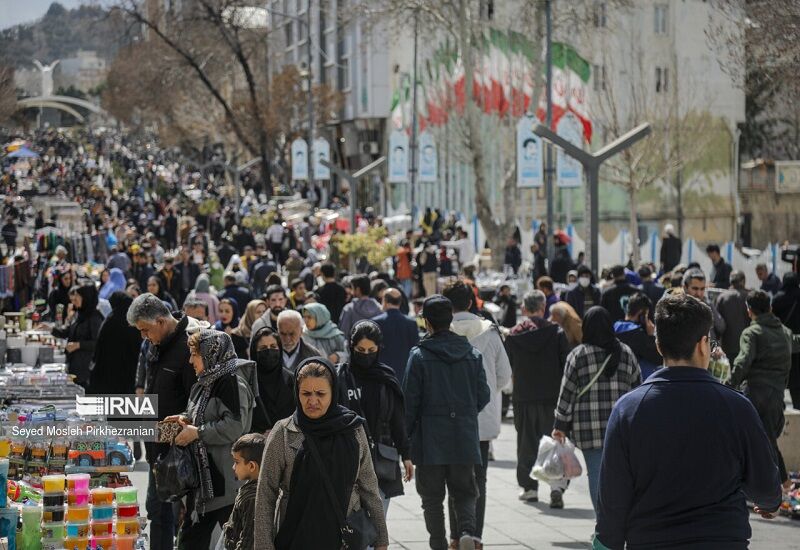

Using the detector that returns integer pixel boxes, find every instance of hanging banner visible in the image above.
[313,137,330,180]
[388,130,409,183]
[418,131,437,183]
[516,115,542,188]
[291,138,308,181]
[556,112,583,188]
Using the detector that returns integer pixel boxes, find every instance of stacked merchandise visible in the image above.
[0,459,18,550]
[780,471,800,519]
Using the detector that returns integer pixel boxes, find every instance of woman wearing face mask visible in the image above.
[300,302,349,364]
[254,357,389,550]
[564,265,601,319]
[249,326,295,433]
[336,320,413,514]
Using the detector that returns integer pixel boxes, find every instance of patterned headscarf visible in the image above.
[191,329,240,509]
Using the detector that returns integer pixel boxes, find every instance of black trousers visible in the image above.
[748,385,788,483]
[178,502,233,550]
[514,401,557,491]
[447,441,489,541]
[416,464,478,550]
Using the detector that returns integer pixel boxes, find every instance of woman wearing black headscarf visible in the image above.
[336,320,412,508]
[254,357,389,550]
[52,283,104,388]
[551,306,641,512]
[249,326,295,432]
[47,268,73,322]
[87,291,142,394]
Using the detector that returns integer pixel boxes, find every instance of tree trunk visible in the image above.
[259,131,271,198]
[628,185,640,265]
[459,0,513,271]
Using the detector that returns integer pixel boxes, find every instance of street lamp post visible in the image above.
[533,123,652,274]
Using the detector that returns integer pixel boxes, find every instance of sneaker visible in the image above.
[549,490,564,509]
[518,489,538,502]
[458,534,476,550]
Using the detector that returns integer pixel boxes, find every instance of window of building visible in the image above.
[655,66,668,93]
[479,0,494,21]
[337,31,350,90]
[284,20,293,46]
[320,0,328,31]
[338,57,350,90]
[593,2,606,28]
[654,4,668,34]
[299,18,308,42]
[593,63,606,91]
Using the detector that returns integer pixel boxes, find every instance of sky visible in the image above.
[0,0,90,29]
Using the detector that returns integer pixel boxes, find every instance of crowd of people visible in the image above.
[2,128,799,549]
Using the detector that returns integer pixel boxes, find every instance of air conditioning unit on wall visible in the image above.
[361,142,379,155]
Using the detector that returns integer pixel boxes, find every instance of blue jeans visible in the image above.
[146,467,176,550]
[582,447,603,513]
[399,278,413,300]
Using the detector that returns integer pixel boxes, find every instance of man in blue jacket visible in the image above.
[404,295,491,550]
[594,293,782,550]
[372,288,419,380]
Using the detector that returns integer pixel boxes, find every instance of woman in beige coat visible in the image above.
[254,357,389,550]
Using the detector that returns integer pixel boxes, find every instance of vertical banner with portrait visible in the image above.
[418,131,438,183]
[556,112,583,188]
[291,138,308,181]
[388,130,410,183]
[313,137,330,180]
[517,115,542,188]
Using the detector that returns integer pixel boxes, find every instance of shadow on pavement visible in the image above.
[524,501,598,520]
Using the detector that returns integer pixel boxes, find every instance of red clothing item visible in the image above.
[396,248,413,280]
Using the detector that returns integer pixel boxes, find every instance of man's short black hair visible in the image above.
[577,265,593,278]
[626,292,652,319]
[231,433,266,465]
[746,290,771,316]
[351,274,371,296]
[638,265,652,279]
[683,268,705,288]
[442,280,474,312]
[320,263,336,279]
[655,293,712,362]
[265,284,286,299]
[610,265,626,279]
[706,244,721,255]
[290,278,304,290]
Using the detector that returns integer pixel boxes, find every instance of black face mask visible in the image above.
[257,348,282,371]
[351,351,378,369]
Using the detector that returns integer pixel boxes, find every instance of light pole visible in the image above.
[544,0,554,262]
[320,156,387,272]
[533,122,652,274]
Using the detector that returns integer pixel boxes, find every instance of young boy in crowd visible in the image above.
[221,433,266,550]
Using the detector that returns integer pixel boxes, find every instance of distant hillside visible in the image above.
[0,2,133,67]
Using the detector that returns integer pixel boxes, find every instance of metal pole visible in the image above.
[409,11,419,223]
[544,0,554,261]
[588,168,599,273]
[306,8,315,196]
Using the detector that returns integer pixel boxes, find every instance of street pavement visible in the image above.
[131,418,800,549]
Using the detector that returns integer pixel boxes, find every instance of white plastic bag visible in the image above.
[531,435,583,482]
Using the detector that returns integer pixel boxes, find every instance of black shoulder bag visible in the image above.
[304,435,379,550]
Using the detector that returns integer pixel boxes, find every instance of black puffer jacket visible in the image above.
[52,285,103,388]
[505,318,569,403]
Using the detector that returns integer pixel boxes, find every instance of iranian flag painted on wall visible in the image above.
[536,42,593,143]
[390,74,411,130]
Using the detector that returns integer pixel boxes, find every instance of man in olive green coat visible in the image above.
[731,290,800,486]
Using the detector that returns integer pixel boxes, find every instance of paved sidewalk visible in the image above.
[385,419,800,549]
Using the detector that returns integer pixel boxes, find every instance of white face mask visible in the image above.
[578,277,591,288]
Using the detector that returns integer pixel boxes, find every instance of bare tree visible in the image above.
[110,0,341,193]
[595,36,716,263]
[0,65,16,124]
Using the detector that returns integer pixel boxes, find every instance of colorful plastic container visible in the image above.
[41,474,65,493]
[0,458,8,507]
[116,504,138,518]
[42,505,65,522]
[20,504,42,525]
[90,487,113,505]
[64,536,89,550]
[116,518,139,535]
[91,521,112,536]
[41,539,63,550]
[42,492,65,507]
[91,506,113,521]
[66,522,91,538]
[40,521,66,539]
[114,486,137,505]
[68,491,90,506]
[65,505,90,522]
[114,535,138,550]
[91,535,114,550]
[66,473,90,492]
